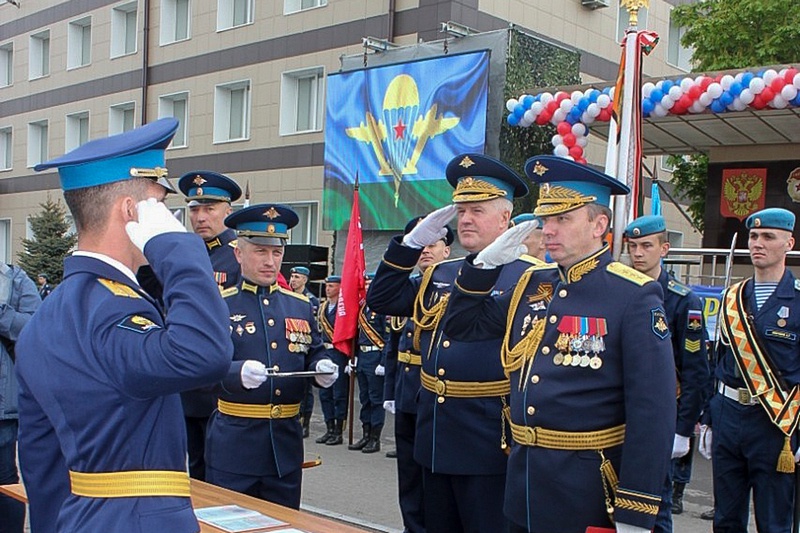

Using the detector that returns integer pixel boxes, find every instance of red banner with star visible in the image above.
[720,168,766,221]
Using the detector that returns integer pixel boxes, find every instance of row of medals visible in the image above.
[288,331,311,353]
[553,333,605,369]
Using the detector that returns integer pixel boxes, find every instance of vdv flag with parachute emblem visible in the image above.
[324,51,489,230]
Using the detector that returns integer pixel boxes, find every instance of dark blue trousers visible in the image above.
[355,350,385,427]
[395,410,424,533]
[423,468,507,533]
[319,350,349,421]
[206,465,302,509]
[0,420,24,533]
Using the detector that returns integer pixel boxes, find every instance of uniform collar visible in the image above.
[558,245,609,284]
[205,229,236,250]
[241,279,280,294]
[72,250,139,285]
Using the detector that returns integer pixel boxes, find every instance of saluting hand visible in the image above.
[402,205,457,249]
[474,219,538,269]
[125,198,187,252]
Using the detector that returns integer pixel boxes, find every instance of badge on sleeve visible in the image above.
[118,315,162,333]
[651,308,670,339]
[687,309,703,331]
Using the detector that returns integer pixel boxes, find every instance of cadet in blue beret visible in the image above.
[705,207,800,531]
[288,265,320,438]
[368,153,541,532]
[204,204,338,509]
[16,118,234,533]
[176,170,242,480]
[440,155,676,532]
[624,215,710,528]
[511,213,546,263]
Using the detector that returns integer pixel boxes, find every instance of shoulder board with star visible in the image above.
[518,254,546,266]
[228,239,238,248]
[98,278,142,298]
[279,287,310,303]
[667,279,690,297]
[606,262,652,286]
[220,286,239,298]
[520,256,557,271]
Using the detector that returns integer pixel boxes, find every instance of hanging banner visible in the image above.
[720,168,767,221]
[323,51,489,230]
[690,284,724,341]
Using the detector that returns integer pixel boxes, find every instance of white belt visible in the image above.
[718,381,758,406]
[359,345,381,352]
[323,343,334,349]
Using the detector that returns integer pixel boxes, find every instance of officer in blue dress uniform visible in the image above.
[441,155,676,533]
[204,204,338,509]
[624,215,710,532]
[382,217,454,533]
[704,207,800,533]
[315,276,350,445]
[347,275,389,454]
[367,153,537,533]
[289,266,320,438]
[177,170,242,481]
[15,118,234,533]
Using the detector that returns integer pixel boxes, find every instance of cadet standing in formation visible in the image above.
[368,153,536,532]
[383,217,453,533]
[16,118,233,532]
[441,155,676,533]
[289,265,320,438]
[204,204,338,509]
[347,274,389,454]
[624,215,710,532]
[177,170,243,481]
[316,275,349,445]
[705,207,800,533]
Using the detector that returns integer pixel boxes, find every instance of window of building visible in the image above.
[214,80,250,143]
[67,16,92,69]
[280,67,324,135]
[0,219,10,264]
[158,92,189,147]
[284,0,327,15]
[218,0,253,31]
[0,127,11,171]
[161,0,190,44]
[287,202,318,244]
[29,30,50,79]
[617,6,648,42]
[660,155,675,173]
[65,111,90,152]
[109,102,135,135]
[667,12,693,72]
[27,120,48,168]
[111,2,138,58]
[0,42,12,87]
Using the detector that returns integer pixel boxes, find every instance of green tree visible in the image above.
[17,196,77,284]
[666,0,800,229]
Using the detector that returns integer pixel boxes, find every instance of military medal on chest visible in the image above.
[285,317,312,353]
[778,306,789,328]
[553,315,607,369]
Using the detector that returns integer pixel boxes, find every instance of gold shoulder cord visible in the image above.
[412,265,450,353]
[390,316,408,332]
[501,268,547,390]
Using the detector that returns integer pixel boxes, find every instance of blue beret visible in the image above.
[510,213,543,228]
[290,266,310,276]
[34,117,178,192]
[624,215,666,238]
[404,216,455,246]
[178,170,242,205]
[525,156,629,216]
[746,208,795,232]
[446,154,528,203]
[325,276,341,283]
[225,204,299,246]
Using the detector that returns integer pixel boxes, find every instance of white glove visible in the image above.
[474,220,538,269]
[315,359,339,388]
[344,357,357,375]
[375,364,385,376]
[698,424,712,460]
[402,205,457,249]
[672,433,691,459]
[240,360,267,389]
[125,198,186,252]
[794,447,800,463]
[383,400,395,414]
[616,524,650,533]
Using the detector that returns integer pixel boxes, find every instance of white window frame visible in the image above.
[65,111,90,152]
[284,0,327,15]
[67,16,92,70]
[109,101,136,135]
[214,80,251,143]
[29,30,50,80]
[158,91,189,148]
[160,0,191,45]
[0,126,12,171]
[217,0,254,31]
[617,6,648,42]
[660,155,675,173]
[0,218,11,264]
[279,66,325,136]
[0,42,12,87]
[27,120,48,168]
[667,10,693,72]
[111,1,138,58]
[286,201,319,245]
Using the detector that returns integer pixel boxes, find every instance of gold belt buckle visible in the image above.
[528,427,538,446]
[435,379,447,396]
[737,388,752,405]
[270,405,282,418]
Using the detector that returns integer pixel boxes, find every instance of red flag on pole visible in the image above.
[332,176,366,357]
